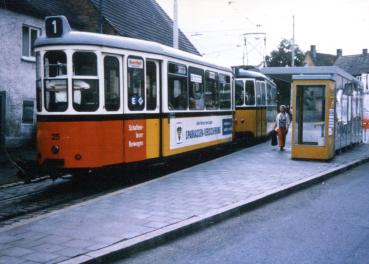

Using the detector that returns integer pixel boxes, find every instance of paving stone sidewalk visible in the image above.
[0,139,368,264]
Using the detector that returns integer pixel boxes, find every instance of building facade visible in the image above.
[0,0,199,147]
[0,8,44,146]
[304,45,338,66]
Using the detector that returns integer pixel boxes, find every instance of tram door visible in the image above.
[291,77,335,160]
[255,81,263,138]
[122,58,160,163]
[145,60,160,159]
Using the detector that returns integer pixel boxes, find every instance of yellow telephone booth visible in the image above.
[292,75,335,160]
[262,66,363,160]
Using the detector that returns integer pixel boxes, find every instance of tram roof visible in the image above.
[234,68,275,83]
[261,66,360,84]
[34,19,231,73]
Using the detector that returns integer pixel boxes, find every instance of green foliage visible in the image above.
[266,39,305,67]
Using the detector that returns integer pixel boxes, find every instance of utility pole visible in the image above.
[241,32,266,67]
[173,0,179,49]
[291,15,295,67]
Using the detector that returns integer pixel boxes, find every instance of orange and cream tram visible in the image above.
[34,16,234,177]
[233,67,277,143]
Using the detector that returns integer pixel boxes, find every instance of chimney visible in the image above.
[336,49,342,57]
[363,49,368,55]
[310,45,317,60]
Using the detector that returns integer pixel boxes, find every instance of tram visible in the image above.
[233,67,277,142]
[291,67,363,160]
[34,16,233,177]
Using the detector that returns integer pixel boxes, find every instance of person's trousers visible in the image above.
[277,127,287,147]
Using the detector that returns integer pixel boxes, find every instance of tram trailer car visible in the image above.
[291,68,363,160]
[33,16,235,178]
[233,67,278,143]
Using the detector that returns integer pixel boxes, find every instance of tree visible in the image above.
[265,39,305,67]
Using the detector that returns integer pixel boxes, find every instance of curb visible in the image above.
[60,156,369,264]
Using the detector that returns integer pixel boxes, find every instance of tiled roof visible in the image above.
[1,0,200,55]
[0,0,83,28]
[89,0,199,55]
[334,54,369,76]
[306,51,337,66]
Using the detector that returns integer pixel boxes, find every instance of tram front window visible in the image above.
[295,85,326,146]
[36,52,42,112]
[261,82,266,105]
[44,50,67,112]
[255,82,262,105]
[245,80,255,105]
[235,80,244,106]
[73,52,99,112]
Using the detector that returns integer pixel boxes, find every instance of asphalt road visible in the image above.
[116,162,369,264]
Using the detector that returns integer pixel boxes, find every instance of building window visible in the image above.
[22,25,40,59]
[22,100,34,124]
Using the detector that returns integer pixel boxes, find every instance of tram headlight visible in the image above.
[51,145,60,154]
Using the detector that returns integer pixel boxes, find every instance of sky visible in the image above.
[156,0,369,67]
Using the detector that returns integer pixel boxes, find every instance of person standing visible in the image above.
[275,105,290,151]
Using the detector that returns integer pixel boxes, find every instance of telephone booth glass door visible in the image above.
[295,85,326,146]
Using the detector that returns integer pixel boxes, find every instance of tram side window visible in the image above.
[44,50,67,112]
[235,80,244,106]
[255,81,262,105]
[146,61,157,111]
[73,52,99,112]
[245,80,255,105]
[219,74,231,109]
[104,56,120,111]
[168,63,188,110]
[205,71,219,109]
[189,67,204,110]
[127,56,145,111]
